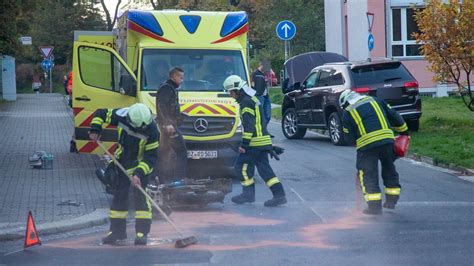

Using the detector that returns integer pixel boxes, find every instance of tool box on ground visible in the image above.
[28,151,54,169]
[147,177,233,209]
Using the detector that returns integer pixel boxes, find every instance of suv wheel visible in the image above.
[328,112,347,146]
[282,108,306,139]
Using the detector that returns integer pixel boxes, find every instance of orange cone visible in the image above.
[24,211,41,249]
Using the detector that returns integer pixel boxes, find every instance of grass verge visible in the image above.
[410,97,474,169]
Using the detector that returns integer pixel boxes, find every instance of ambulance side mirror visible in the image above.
[119,75,136,96]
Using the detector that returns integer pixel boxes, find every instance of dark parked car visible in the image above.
[281,59,422,145]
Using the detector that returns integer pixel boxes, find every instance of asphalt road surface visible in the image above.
[1,122,473,265]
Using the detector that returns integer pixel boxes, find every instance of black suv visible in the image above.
[281,59,422,145]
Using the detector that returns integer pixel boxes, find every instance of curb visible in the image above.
[406,153,474,176]
[0,208,108,241]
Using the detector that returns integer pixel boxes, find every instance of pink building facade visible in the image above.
[324,0,456,96]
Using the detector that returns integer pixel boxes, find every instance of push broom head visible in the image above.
[175,236,198,248]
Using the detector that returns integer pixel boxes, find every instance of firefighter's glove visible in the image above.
[269,145,285,161]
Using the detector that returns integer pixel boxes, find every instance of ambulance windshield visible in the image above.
[141,49,247,92]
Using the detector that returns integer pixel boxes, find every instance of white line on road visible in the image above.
[290,187,326,223]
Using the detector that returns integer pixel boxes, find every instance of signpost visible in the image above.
[276,20,296,61]
[39,46,54,93]
[366,12,375,60]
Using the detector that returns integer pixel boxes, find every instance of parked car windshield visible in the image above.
[350,62,413,86]
[141,49,247,92]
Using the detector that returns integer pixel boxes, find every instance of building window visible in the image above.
[391,7,423,58]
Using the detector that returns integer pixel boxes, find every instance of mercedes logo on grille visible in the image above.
[194,118,209,133]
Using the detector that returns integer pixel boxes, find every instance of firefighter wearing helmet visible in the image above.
[339,89,409,215]
[223,75,287,207]
[89,103,159,245]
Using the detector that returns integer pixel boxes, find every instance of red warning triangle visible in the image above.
[24,211,41,249]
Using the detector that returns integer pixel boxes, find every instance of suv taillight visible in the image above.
[353,87,370,94]
[404,81,419,92]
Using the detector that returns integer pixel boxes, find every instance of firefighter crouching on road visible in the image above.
[155,67,188,183]
[339,90,409,215]
[223,75,287,207]
[89,103,159,245]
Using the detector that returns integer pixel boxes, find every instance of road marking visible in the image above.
[290,187,326,223]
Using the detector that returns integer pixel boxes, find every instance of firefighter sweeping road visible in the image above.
[0,95,473,265]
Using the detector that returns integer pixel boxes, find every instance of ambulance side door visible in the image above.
[72,42,137,154]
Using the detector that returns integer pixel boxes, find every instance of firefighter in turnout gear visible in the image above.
[89,103,159,245]
[223,75,287,207]
[339,90,409,215]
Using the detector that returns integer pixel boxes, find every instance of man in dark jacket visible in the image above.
[223,75,286,207]
[89,103,159,245]
[339,90,409,215]
[155,67,187,183]
[251,62,272,127]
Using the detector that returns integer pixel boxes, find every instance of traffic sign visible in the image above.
[39,46,54,59]
[276,20,296,41]
[368,33,375,51]
[41,59,53,71]
[20,36,32,45]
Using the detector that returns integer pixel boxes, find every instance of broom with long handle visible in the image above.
[97,141,197,248]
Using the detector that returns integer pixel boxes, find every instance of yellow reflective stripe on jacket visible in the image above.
[266,177,280,187]
[109,210,128,219]
[241,107,255,116]
[145,141,159,151]
[349,109,366,135]
[91,117,104,126]
[249,135,272,147]
[370,101,388,129]
[137,139,146,161]
[253,97,263,137]
[356,129,394,149]
[105,109,113,124]
[365,193,382,201]
[243,132,253,139]
[135,210,152,219]
[137,161,152,175]
[393,123,408,132]
[385,187,401,195]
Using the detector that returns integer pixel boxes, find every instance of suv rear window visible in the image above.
[350,62,413,86]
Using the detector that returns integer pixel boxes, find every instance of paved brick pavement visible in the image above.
[0,94,109,238]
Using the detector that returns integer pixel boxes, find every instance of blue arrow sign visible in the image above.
[41,59,53,71]
[276,20,296,41]
[368,33,375,51]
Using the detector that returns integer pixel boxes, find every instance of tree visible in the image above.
[100,0,122,30]
[414,0,474,111]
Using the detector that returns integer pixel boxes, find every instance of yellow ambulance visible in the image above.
[72,10,250,178]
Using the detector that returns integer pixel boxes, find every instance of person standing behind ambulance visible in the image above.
[251,62,272,128]
[155,67,188,183]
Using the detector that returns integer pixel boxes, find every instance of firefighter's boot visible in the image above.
[102,231,127,245]
[363,200,382,215]
[134,232,148,245]
[231,185,255,204]
[102,219,127,245]
[383,195,399,209]
[264,183,287,207]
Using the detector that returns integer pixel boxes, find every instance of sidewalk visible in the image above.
[0,94,109,241]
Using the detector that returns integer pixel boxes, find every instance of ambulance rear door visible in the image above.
[72,41,137,154]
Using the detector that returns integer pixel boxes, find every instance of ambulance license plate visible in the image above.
[187,150,218,159]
